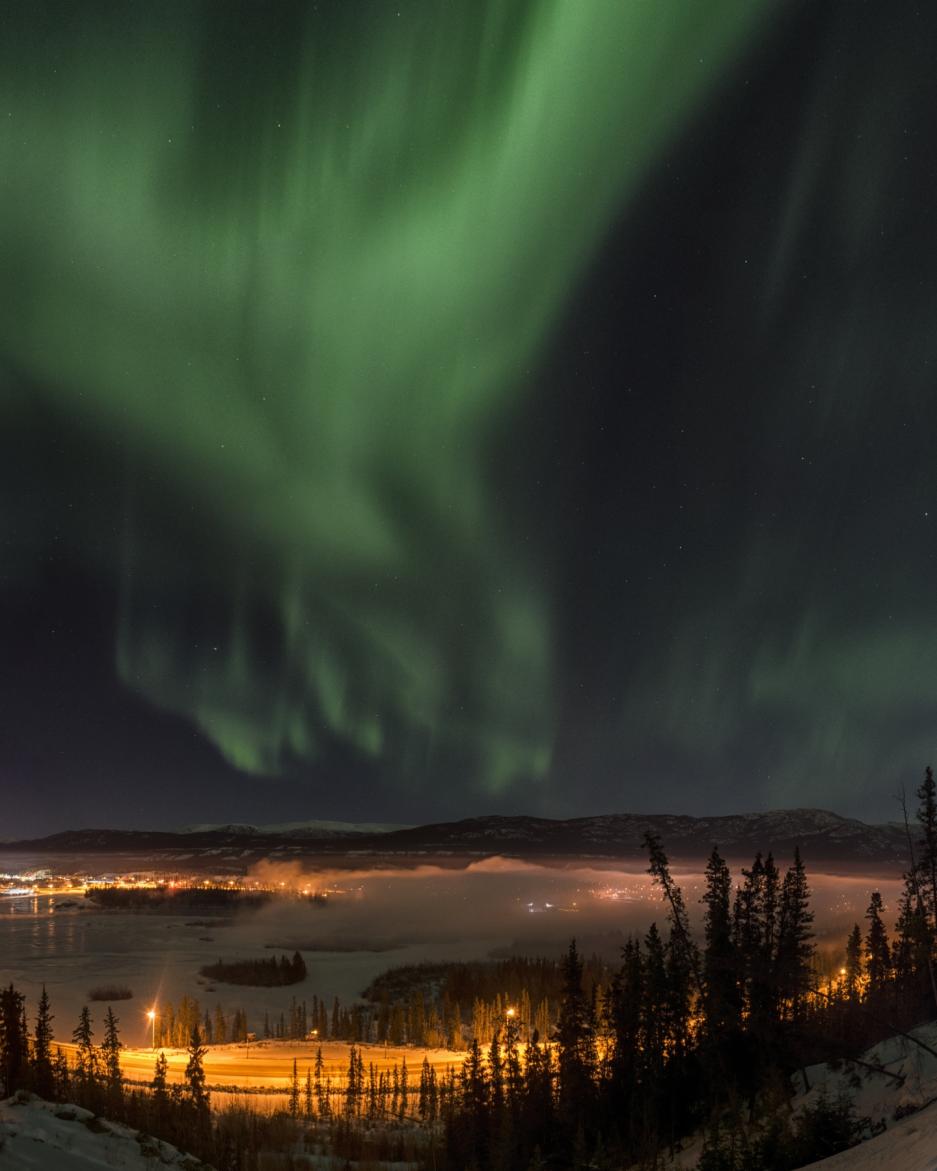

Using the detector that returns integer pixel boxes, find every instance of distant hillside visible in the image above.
[365,808,909,864]
[179,818,412,837]
[6,807,909,867]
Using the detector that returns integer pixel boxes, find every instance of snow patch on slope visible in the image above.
[796,1019,937,1169]
[0,1094,207,1169]
[799,1096,937,1169]
[668,1021,937,1170]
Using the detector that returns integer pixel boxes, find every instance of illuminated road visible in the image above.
[56,1039,463,1091]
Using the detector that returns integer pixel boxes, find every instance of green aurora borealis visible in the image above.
[3,1,937,831]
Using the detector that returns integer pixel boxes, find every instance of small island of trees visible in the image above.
[199,951,307,987]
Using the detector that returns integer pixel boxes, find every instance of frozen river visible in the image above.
[0,850,905,1048]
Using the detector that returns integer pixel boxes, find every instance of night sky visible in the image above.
[3,1,937,837]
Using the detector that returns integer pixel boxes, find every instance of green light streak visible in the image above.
[0,1,769,790]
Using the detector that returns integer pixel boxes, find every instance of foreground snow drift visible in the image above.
[0,1094,208,1170]
[795,1019,937,1170]
[800,1095,937,1169]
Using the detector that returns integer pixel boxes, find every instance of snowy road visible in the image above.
[56,1038,463,1090]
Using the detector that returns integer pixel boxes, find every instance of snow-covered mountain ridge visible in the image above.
[370,807,908,864]
[8,807,909,865]
[179,818,412,837]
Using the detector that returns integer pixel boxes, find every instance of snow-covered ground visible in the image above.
[799,1019,937,1131]
[796,1020,937,1170]
[801,1096,937,1169]
[669,1020,937,1170]
[0,1094,423,1169]
[0,1094,206,1169]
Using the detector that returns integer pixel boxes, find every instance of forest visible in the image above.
[5,768,937,1169]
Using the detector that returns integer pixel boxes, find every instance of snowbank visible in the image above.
[796,1019,937,1169]
[799,1095,937,1169]
[0,1094,208,1170]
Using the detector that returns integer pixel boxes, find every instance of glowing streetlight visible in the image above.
[506,1008,516,1019]
[147,1009,156,1050]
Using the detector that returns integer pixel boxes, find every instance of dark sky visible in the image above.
[3,1,937,837]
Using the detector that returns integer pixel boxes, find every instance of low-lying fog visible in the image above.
[0,852,905,1049]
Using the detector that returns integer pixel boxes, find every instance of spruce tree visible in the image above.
[184,1024,209,1117]
[150,1051,169,1136]
[0,984,27,1097]
[776,848,815,1022]
[893,887,917,988]
[746,852,782,1039]
[72,1006,97,1088]
[488,1027,504,1113]
[665,925,694,1063]
[367,1060,378,1120]
[212,1004,226,1044]
[644,831,701,991]
[419,1056,432,1120]
[641,923,668,1078]
[151,1051,169,1102]
[399,1055,408,1121]
[918,765,937,932]
[101,1006,123,1108]
[314,1044,326,1114]
[844,925,862,1001]
[523,1031,553,1153]
[732,853,763,1018]
[289,1057,300,1117]
[607,935,643,1130]
[504,1010,523,1112]
[32,985,55,1098]
[554,939,594,1125]
[461,1038,489,1165]
[345,1044,358,1114]
[899,778,937,1011]
[702,846,741,1038]
[760,853,781,964]
[865,891,891,994]
[52,1046,70,1097]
